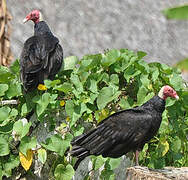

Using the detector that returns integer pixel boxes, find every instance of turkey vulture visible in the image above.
[70,85,179,169]
[20,10,63,92]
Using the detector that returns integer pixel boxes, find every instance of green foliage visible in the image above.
[13,119,31,140]
[54,164,75,180]
[38,149,47,164]
[42,133,72,156]
[19,136,37,156]
[163,5,188,20]
[0,49,187,179]
[0,136,10,156]
[175,58,188,72]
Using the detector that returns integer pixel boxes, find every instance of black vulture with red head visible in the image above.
[20,10,63,92]
[70,85,179,170]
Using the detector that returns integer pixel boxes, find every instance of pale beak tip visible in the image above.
[175,95,179,100]
[23,18,28,23]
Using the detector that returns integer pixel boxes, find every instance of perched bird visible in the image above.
[70,85,179,169]
[20,10,63,92]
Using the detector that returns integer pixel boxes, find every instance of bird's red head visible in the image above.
[158,85,179,100]
[23,10,42,24]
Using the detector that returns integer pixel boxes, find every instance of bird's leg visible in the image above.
[135,150,139,166]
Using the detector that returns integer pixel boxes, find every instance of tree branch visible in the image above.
[0,100,19,105]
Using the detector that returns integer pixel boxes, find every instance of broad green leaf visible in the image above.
[13,119,32,139]
[0,66,15,83]
[170,73,183,90]
[124,65,141,82]
[93,156,106,170]
[151,68,159,82]
[163,5,188,20]
[70,74,83,92]
[54,164,74,180]
[79,59,93,72]
[0,106,11,122]
[9,108,18,118]
[54,82,72,93]
[97,87,120,110]
[137,51,147,59]
[175,58,188,71]
[102,73,110,84]
[160,63,172,74]
[0,122,13,134]
[65,100,74,118]
[119,97,134,109]
[139,144,148,161]
[144,92,155,102]
[182,91,188,108]
[44,79,61,88]
[100,169,115,180]
[110,74,119,85]
[154,157,165,169]
[137,60,150,73]
[64,56,79,70]
[0,136,10,156]
[19,136,37,156]
[109,158,121,170]
[88,93,97,104]
[140,74,150,87]
[171,136,181,152]
[102,49,120,67]
[36,93,51,117]
[21,103,28,116]
[4,155,20,173]
[6,82,22,98]
[88,79,98,93]
[50,94,58,104]
[79,54,101,72]
[0,166,2,179]
[38,148,47,164]
[0,84,8,96]
[9,59,20,76]
[159,110,169,134]
[79,71,89,83]
[166,98,176,107]
[74,127,84,136]
[137,86,148,105]
[42,133,72,156]
[70,112,81,127]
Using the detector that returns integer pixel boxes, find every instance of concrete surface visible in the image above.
[7,0,188,66]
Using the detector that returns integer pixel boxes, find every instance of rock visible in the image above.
[126,166,188,180]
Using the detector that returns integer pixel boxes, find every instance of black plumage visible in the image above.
[20,21,63,92]
[70,85,179,170]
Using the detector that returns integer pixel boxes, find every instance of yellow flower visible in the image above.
[66,116,70,122]
[37,84,47,91]
[60,100,65,107]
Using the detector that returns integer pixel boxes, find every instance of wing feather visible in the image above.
[71,108,154,158]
